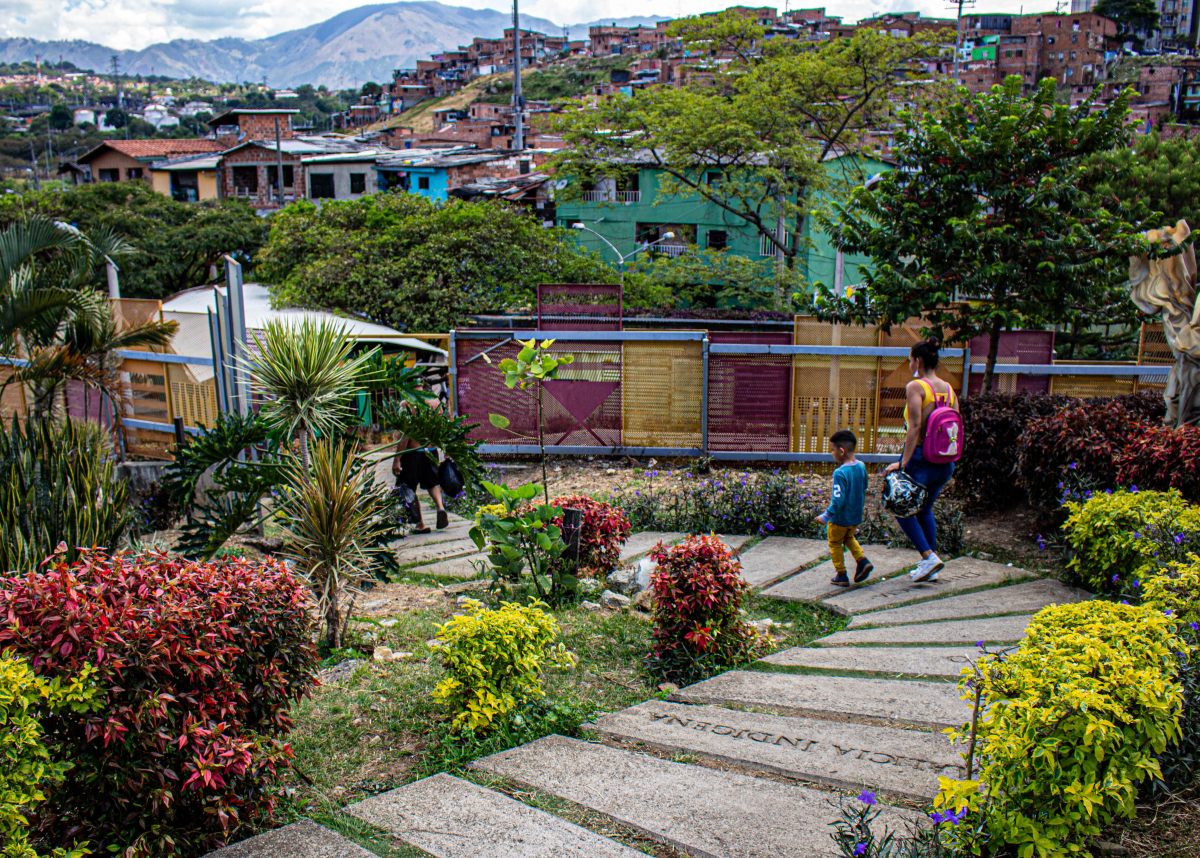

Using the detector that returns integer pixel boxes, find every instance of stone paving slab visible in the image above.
[201,819,376,858]
[396,538,479,566]
[846,580,1088,629]
[761,547,923,604]
[414,553,488,579]
[717,533,755,555]
[618,531,684,563]
[471,735,917,858]
[399,521,474,547]
[821,558,1034,617]
[347,773,643,858]
[736,537,829,589]
[670,670,966,730]
[761,646,981,679]
[590,701,965,799]
[816,615,1033,647]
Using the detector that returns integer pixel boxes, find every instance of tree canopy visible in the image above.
[1080,130,1200,231]
[1093,0,1161,46]
[256,194,615,332]
[0,183,268,300]
[816,76,1153,388]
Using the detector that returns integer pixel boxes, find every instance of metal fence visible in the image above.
[452,322,1172,465]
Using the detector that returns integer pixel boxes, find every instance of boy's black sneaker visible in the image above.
[854,557,874,584]
[830,573,850,587]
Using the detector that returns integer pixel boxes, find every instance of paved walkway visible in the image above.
[205,535,1086,858]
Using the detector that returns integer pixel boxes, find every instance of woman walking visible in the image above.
[883,338,960,582]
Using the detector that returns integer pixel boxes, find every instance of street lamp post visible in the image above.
[571,223,675,283]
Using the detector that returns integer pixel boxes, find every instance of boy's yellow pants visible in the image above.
[827,523,864,576]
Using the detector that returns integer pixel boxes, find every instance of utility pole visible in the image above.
[512,0,524,150]
[948,0,975,84]
[274,116,285,208]
[29,139,40,192]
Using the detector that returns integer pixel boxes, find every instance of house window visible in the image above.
[418,176,430,190]
[519,160,531,175]
[707,230,727,250]
[350,173,366,194]
[706,171,723,185]
[310,173,336,199]
[98,168,119,182]
[127,167,143,180]
[267,165,294,188]
[232,165,258,193]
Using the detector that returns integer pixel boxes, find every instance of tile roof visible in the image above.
[81,139,227,161]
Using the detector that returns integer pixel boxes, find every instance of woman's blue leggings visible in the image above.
[896,447,954,555]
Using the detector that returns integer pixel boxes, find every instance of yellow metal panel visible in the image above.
[621,340,702,447]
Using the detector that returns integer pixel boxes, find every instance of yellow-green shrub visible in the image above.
[1141,553,1200,628]
[1,655,97,858]
[938,601,1184,858]
[1062,489,1200,594]
[433,600,575,733]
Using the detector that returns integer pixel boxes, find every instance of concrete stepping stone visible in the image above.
[590,700,966,800]
[735,536,829,589]
[401,521,475,547]
[618,531,684,563]
[670,669,966,730]
[846,579,1088,629]
[816,615,1033,647]
[200,819,375,857]
[471,735,916,858]
[717,533,755,555]
[396,538,479,566]
[347,772,643,858]
[821,557,1034,617]
[414,553,488,579]
[761,646,981,679]
[761,547,922,604]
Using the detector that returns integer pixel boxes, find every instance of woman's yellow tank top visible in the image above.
[904,378,959,432]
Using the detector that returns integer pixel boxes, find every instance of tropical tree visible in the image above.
[1093,0,1161,47]
[1080,131,1200,232]
[247,317,377,468]
[815,77,1154,389]
[276,437,390,648]
[549,16,954,306]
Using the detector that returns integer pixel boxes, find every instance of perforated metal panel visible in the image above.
[622,340,703,447]
[121,356,174,459]
[965,331,1054,394]
[792,319,880,456]
[1049,366,1138,398]
[707,332,792,452]
[537,284,622,331]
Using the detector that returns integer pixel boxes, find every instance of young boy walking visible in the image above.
[817,429,873,587]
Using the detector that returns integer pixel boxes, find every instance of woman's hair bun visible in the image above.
[911,336,941,369]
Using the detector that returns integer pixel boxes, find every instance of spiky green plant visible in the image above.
[246,318,377,469]
[275,437,390,648]
[0,415,129,572]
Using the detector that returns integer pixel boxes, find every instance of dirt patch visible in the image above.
[1101,790,1200,858]
[357,583,451,617]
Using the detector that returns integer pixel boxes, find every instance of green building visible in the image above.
[553,153,892,297]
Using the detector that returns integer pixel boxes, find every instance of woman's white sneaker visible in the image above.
[910,554,945,582]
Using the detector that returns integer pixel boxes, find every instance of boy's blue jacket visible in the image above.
[824,461,867,527]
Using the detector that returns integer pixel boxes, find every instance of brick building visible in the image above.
[216,138,368,212]
[208,109,300,142]
[78,138,228,183]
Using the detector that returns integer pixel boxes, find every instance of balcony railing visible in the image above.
[581,190,610,202]
[616,190,641,202]
[581,190,641,203]
[654,243,689,257]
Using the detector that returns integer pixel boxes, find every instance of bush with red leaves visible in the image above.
[549,494,632,577]
[1116,424,1200,503]
[0,548,319,858]
[1016,400,1152,509]
[644,534,760,684]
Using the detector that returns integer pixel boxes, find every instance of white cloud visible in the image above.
[3,0,1037,49]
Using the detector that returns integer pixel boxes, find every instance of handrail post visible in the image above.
[701,335,710,456]
[961,346,971,396]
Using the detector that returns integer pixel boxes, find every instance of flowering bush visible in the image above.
[1061,489,1200,594]
[433,599,575,733]
[645,534,761,684]
[0,655,97,858]
[0,549,319,857]
[1017,399,1151,509]
[1116,424,1200,503]
[549,494,631,577]
[938,601,1184,858]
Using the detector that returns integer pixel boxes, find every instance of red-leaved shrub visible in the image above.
[1016,400,1152,508]
[1116,424,1200,502]
[0,548,319,857]
[549,494,632,577]
[644,534,760,684]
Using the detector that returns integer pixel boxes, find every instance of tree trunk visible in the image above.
[298,426,310,471]
[325,594,341,649]
[983,316,1003,392]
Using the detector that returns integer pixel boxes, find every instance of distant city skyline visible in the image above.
[3,0,1038,53]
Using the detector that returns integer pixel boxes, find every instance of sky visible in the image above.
[3,0,1040,50]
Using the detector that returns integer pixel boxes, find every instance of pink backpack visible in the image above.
[918,380,964,464]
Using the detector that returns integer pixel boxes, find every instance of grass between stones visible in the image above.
[269,583,846,851]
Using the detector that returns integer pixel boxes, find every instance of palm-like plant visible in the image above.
[275,437,390,647]
[247,318,377,468]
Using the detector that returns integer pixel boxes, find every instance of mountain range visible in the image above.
[0,2,666,89]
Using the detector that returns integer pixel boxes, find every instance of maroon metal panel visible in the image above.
[706,331,792,452]
[537,283,622,331]
[967,330,1055,394]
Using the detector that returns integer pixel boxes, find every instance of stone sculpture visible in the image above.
[1129,219,1200,427]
